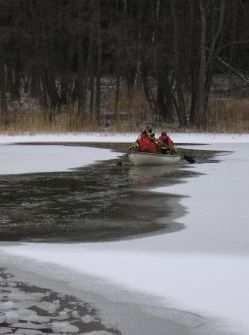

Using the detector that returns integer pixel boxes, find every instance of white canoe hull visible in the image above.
[128,152,181,166]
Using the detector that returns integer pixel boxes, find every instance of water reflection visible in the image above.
[128,165,180,187]
[0,144,204,242]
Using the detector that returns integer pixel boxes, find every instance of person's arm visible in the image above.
[168,136,177,153]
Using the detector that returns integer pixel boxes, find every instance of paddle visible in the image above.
[182,154,195,163]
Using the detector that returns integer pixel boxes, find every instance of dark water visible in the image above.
[0,143,216,242]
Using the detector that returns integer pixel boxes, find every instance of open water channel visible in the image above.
[0,143,216,242]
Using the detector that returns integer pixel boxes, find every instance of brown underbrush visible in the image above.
[208,98,249,132]
[0,96,249,134]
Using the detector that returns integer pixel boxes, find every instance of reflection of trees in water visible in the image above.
[0,147,200,242]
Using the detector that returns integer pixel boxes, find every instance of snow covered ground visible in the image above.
[0,131,249,144]
[0,144,121,174]
[1,133,249,334]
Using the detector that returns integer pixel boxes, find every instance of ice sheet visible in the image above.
[0,145,121,175]
[0,132,249,144]
[1,136,249,334]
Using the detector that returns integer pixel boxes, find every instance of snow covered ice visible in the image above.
[0,268,118,334]
[0,144,120,175]
[1,133,249,334]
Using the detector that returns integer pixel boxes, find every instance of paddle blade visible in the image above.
[183,155,195,163]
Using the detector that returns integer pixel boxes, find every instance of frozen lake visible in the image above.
[0,134,249,335]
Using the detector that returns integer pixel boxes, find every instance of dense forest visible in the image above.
[0,0,249,131]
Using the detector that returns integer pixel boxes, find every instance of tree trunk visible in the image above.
[170,1,188,127]
[0,63,8,126]
[114,75,120,123]
[197,0,207,129]
[77,39,87,121]
[95,0,102,126]
[190,0,207,129]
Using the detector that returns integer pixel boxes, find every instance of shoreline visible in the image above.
[0,132,249,145]
[0,251,227,335]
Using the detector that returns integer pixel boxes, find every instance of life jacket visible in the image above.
[159,134,174,146]
[137,135,158,153]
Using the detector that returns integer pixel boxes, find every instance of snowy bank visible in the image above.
[0,132,249,144]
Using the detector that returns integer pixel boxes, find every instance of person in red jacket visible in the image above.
[158,131,176,154]
[137,130,158,153]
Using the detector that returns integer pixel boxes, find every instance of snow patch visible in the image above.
[0,132,249,144]
[0,145,121,175]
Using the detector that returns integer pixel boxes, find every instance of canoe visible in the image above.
[128,152,181,166]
